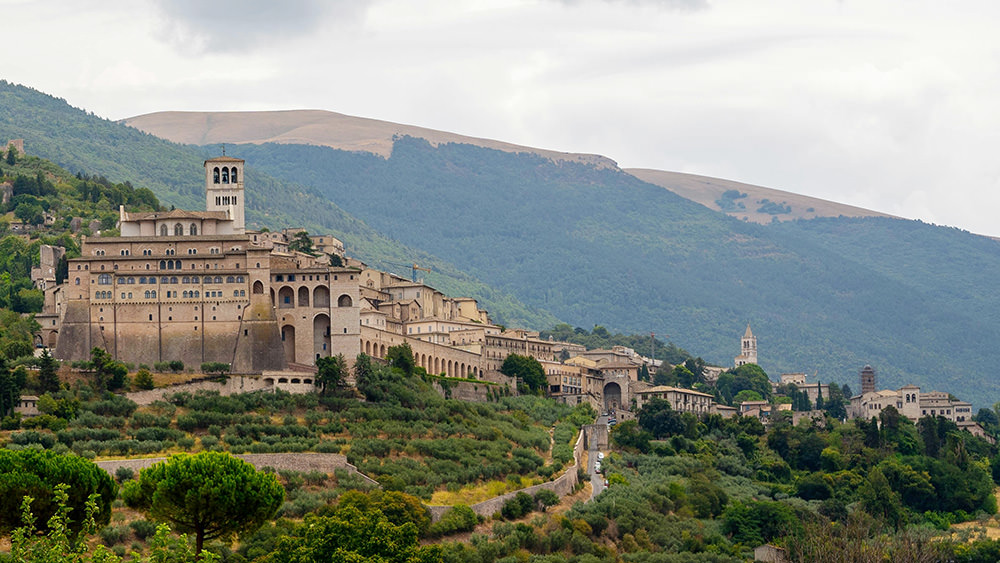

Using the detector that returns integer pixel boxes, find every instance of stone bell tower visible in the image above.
[205,156,245,234]
[734,323,758,367]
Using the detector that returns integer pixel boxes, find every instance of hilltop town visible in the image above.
[17,150,984,439]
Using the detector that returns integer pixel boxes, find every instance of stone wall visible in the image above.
[95,452,378,487]
[582,423,608,451]
[431,380,499,402]
[427,426,586,522]
[126,375,315,405]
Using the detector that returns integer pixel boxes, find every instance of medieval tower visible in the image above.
[860,365,877,395]
[734,323,758,367]
[205,156,246,233]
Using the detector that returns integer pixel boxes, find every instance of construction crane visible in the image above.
[383,261,433,283]
[410,264,431,283]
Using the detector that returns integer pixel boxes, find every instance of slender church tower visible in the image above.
[734,323,758,367]
[205,156,246,234]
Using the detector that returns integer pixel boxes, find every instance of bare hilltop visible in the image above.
[124,109,887,226]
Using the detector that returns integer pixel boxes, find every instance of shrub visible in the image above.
[115,467,135,482]
[133,369,154,390]
[99,524,132,545]
[129,519,157,540]
[534,489,560,510]
[427,504,479,537]
[501,492,535,520]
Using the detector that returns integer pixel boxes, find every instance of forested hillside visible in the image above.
[0,81,555,329]
[231,139,1000,405]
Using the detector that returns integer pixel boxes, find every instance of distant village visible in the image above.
[20,153,985,438]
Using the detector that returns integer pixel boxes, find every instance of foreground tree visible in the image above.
[0,449,116,536]
[124,451,284,554]
[265,504,442,563]
[13,484,217,563]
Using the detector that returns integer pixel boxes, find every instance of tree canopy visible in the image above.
[500,354,546,394]
[124,452,284,554]
[0,448,116,537]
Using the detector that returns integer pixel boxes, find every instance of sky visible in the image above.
[5,0,1000,235]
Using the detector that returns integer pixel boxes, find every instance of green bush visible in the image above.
[129,519,157,540]
[99,523,131,545]
[427,504,479,537]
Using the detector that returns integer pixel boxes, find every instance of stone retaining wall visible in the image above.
[95,452,379,487]
[125,376,315,405]
[427,427,586,522]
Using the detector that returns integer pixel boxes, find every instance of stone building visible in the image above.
[734,323,757,367]
[46,156,361,373]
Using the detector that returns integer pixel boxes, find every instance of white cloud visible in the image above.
[4,0,1000,234]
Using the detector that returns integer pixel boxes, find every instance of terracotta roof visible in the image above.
[205,156,244,163]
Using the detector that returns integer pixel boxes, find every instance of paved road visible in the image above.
[589,415,609,499]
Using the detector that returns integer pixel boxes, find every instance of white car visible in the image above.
[597,452,605,460]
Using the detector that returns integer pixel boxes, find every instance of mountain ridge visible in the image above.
[124,109,893,227]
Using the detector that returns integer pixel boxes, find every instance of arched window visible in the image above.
[170,277,178,284]
[150,290,156,298]
[159,260,166,270]
[214,276,222,283]
[183,291,189,298]
[253,280,264,294]
[144,291,150,299]
[221,167,229,183]
[98,274,112,285]
[160,225,168,237]
[182,277,190,284]
[338,294,353,307]
[226,276,235,283]
[236,276,244,283]
[231,168,238,183]
[161,277,169,284]
[174,223,183,236]
[191,276,199,283]
[190,223,197,236]
[213,167,220,184]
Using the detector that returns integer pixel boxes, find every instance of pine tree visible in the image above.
[38,348,60,393]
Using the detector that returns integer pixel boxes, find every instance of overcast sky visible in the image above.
[5,0,1000,235]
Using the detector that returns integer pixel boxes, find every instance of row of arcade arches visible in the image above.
[271,286,349,309]
[361,339,479,378]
